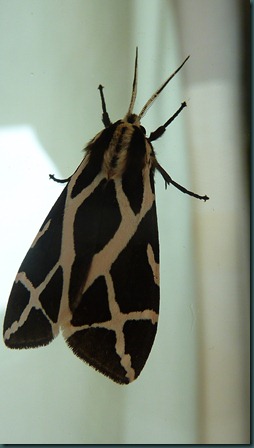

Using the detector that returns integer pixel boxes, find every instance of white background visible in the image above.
[0,0,249,444]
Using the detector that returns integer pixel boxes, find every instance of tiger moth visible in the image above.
[3,49,208,384]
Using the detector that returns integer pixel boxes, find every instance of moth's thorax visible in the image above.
[102,120,152,179]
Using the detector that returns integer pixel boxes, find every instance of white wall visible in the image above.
[0,0,249,444]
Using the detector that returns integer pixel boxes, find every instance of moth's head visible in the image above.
[126,113,139,124]
[125,113,146,134]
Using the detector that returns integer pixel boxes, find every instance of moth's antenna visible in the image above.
[125,47,138,117]
[138,55,190,120]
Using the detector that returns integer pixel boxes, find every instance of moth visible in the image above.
[3,50,208,384]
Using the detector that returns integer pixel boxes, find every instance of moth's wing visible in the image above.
[108,201,160,383]
[3,125,120,351]
[3,186,70,348]
[3,148,108,349]
[63,172,160,385]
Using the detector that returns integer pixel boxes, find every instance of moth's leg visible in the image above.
[149,102,187,142]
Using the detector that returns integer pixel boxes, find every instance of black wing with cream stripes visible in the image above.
[3,50,208,384]
[4,121,160,384]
